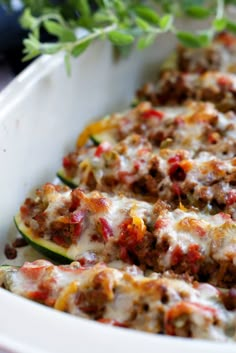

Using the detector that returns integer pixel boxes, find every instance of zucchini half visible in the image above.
[57,169,77,189]
[14,214,73,264]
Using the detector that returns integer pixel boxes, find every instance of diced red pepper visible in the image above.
[141,109,164,120]
[99,218,113,242]
[171,245,184,266]
[94,141,112,157]
[187,244,201,264]
[226,190,236,206]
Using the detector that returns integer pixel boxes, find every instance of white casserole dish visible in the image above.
[0,36,235,353]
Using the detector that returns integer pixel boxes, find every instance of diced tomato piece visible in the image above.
[226,190,236,205]
[99,218,113,242]
[154,218,169,230]
[168,154,182,164]
[63,156,73,169]
[169,163,186,182]
[98,318,128,328]
[187,244,201,264]
[141,109,164,120]
[171,245,184,266]
[94,141,112,157]
[217,76,232,87]
[29,290,49,302]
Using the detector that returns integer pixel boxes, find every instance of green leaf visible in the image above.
[76,0,91,18]
[64,53,71,76]
[40,43,63,55]
[137,34,156,50]
[213,18,227,31]
[135,17,150,31]
[108,31,135,46]
[20,9,38,30]
[94,11,115,24]
[226,19,236,34]
[185,5,211,18]
[133,5,159,25]
[177,31,211,48]
[44,21,76,42]
[159,14,173,30]
[71,39,91,57]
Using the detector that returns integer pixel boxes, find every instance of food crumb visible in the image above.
[4,244,17,260]
[12,237,28,248]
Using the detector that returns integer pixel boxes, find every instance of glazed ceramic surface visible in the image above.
[0,36,235,353]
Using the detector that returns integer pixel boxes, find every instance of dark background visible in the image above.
[0,4,27,75]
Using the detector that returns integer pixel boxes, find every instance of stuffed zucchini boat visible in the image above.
[15,183,236,288]
[1,259,236,341]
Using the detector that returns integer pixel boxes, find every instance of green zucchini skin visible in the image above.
[89,135,101,146]
[56,170,77,189]
[14,215,73,264]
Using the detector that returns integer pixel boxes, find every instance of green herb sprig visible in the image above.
[3,0,236,73]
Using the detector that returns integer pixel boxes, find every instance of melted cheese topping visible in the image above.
[19,185,236,287]
[1,260,235,341]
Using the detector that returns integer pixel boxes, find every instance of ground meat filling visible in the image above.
[61,133,236,215]
[137,71,236,113]
[1,260,235,341]
[18,184,236,288]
